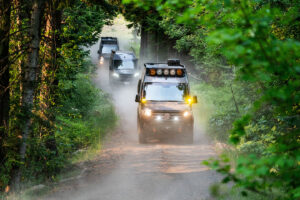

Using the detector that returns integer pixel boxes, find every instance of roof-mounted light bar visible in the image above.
[146,68,185,77]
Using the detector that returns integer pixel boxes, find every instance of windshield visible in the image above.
[143,82,188,102]
[114,60,135,69]
[102,45,118,54]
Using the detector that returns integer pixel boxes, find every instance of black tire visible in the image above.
[109,76,115,87]
[183,127,194,144]
[137,120,147,144]
[139,131,147,144]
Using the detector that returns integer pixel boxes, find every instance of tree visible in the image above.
[15,0,46,187]
[123,0,300,199]
[0,0,11,169]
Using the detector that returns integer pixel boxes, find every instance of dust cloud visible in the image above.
[45,15,220,200]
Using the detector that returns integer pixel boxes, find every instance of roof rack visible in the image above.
[167,59,180,66]
[101,37,117,40]
[144,59,184,68]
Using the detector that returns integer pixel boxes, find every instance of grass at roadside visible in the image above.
[191,81,239,142]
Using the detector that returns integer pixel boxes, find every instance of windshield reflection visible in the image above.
[114,60,135,69]
[143,82,187,102]
[102,45,118,53]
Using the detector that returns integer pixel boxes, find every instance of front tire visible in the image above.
[109,76,116,88]
[137,119,147,144]
[183,127,194,144]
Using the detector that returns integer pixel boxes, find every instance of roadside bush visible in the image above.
[56,73,117,155]
[192,80,253,142]
[22,69,117,184]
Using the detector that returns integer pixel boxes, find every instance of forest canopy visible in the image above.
[0,0,299,199]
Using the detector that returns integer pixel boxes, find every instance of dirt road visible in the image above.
[45,17,219,200]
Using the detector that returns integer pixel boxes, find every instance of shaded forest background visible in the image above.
[0,0,299,199]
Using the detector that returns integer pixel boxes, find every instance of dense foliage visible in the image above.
[0,0,117,193]
[123,0,300,199]
[1,0,299,199]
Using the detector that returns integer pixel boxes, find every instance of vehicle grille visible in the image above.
[119,74,133,81]
[152,112,182,121]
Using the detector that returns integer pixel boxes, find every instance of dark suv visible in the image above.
[109,51,139,85]
[135,59,197,144]
[98,37,119,64]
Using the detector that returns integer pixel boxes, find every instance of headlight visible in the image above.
[183,111,191,117]
[143,108,152,117]
[155,115,162,121]
[100,56,104,64]
[112,72,119,78]
[134,72,140,77]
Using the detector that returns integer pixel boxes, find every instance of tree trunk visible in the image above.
[139,24,147,63]
[0,0,11,174]
[230,84,240,114]
[39,1,62,153]
[14,0,45,188]
[14,0,30,104]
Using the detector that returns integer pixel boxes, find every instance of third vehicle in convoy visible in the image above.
[98,37,119,64]
[135,59,197,144]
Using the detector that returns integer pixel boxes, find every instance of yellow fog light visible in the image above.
[186,97,193,104]
[141,98,147,104]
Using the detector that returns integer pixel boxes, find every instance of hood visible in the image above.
[116,69,135,75]
[101,53,111,58]
[144,102,190,112]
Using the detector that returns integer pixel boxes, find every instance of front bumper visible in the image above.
[110,74,138,84]
[139,113,193,134]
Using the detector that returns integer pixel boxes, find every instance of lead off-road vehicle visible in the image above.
[135,59,197,144]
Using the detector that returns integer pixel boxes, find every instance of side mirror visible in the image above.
[137,79,141,93]
[193,96,198,104]
[135,94,140,102]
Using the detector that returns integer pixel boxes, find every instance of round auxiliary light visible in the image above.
[157,69,163,75]
[150,69,156,76]
[176,69,183,76]
[170,69,176,76]
[163,69,169,75]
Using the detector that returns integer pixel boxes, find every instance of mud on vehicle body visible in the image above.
[98,37,119,64]
[109,51,139,86]
[135,59,197,144]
